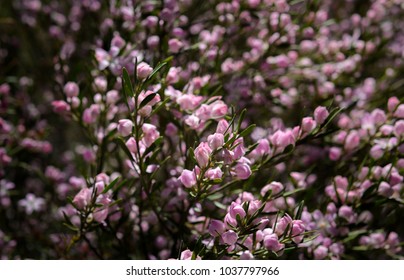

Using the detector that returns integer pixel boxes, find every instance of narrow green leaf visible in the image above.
[114,137,135,162]
[151,97,169,115]
[294,200,305,220]
[321,107,342,129]
[238,124,256,138]
[146,57,173,81]
[102,177,120,194]
[122,67,135,98]
[139,93,158,109]
[236,109,247,133]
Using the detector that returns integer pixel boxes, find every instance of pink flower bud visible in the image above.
[313,245,328,259]
[261,181,283,197]
[52,100,70,113]
[378,181,393,197]
[117,119,134,137]
[275,215,293,235]
[136,62,153,79]
[229,202,246,219]
[72,188,92,209]
[216,119,229,134]
[291,220,305,243]
[209,101,228,119]
[388,96,399,112]
[270,130,295,149]
[208,220,225,237]
[142,123,160,147]
[231,162,251,180]
[194,142,212,167]
[222,230,238,245]
[180,249,201,260]
[93,76,107,92]
[63,82,79,97]
[301,117,317,133]
[344,131,360,150]
[177,94,203,111]
[338,205,353,221]
[168,38,184,53]
[314,106,329,125]
[207,133,224,150]
[370,145,383,160]
[394,104,404,118]
[263,234,284,252]
[224,212,237,228]
[205,167,223,180]
[179,169,196,188]
[394,120,404,137]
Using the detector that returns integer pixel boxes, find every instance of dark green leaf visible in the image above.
[122,67,135,98]
[102,177,120,194]
[114,137,135,162]
[139,93,158,109]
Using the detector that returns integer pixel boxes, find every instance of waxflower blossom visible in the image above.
[118,119,134,137]
[136,62,153,79]
[18,194,45,215]
[179,169,197,188]
[2,0,404,261]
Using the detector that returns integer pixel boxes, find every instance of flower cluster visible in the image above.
[0,0,403,260]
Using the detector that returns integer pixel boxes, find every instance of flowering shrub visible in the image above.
[0,0,403,260]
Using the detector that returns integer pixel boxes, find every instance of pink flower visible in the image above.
[136,62,153,79]
[344,131,360,150]
[205,167,223,180]
[231,162,251,180]
[63,82,79,97]
[229,202,246,219]
[18,194,45,215]
[179,169,197,188]
[394,120,404,137]
[270,130,295,149]
[329,147,342,161]
[52,100,70,113]
[168,38,184,53]
[82,104,101,124]
[117,119,134,137]
[180,249,201,260]
[291,220,305,243]
[194,142,212,167]
[142,123,160,147]
[263,234,284,252]
[261,182,283,197]
[207,133,224,150]
[177,94,203,111]
[208,220,225,237]
[313,245,328,259]
[216,119,229,134]
[388,96,399,112]
[338,205,353,221]
[72,188,92,209]
[222,230,238,245]
[301,117,317,133]
[209,101,228,119]
[378,181,393,197]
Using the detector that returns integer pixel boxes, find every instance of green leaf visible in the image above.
[139,93,158,109]
[114,137,135,162]
[294,200,305,220]
[102,177,120,194]
[238,124,256,138]
[122,67,135,98]
[321,107,342,129]
[146,57,173,82]
[236,108,247,133]
[151,97,169,115]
